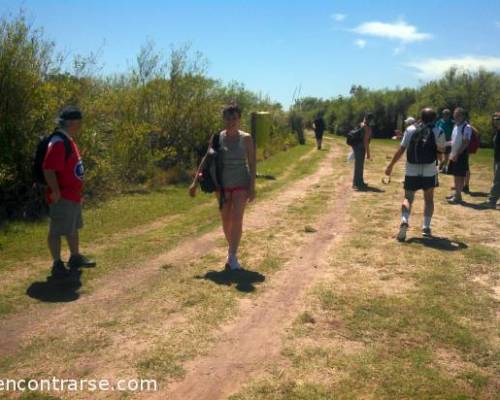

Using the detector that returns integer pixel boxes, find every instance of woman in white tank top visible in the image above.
[189,104,256,270]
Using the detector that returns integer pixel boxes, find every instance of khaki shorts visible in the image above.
[49,199,83,237]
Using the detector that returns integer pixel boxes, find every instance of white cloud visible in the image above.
[354,39,366,48]
[406,55,500,78]
[352,20,432,43]
[331,13,346,22]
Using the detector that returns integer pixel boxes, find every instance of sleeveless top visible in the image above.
[219,130,251,188]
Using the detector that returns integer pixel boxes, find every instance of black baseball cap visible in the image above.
[59,106,83,121]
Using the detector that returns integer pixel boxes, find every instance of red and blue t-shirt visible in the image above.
[42,131,84,204]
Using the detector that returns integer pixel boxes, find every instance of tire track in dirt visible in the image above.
[146,148,351,400]
[0,143,334,361]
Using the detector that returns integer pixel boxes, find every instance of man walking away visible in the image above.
[488,112,500,208]
[385,107,445,242]
[447,108,472,204]
[435,109,453,171]
[43,106,96,279]
[313,113,326,150]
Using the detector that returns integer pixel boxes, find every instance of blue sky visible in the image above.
[1,0,500,108]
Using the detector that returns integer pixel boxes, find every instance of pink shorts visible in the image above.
[217,186,248,195]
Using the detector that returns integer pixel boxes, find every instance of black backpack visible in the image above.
[198,133,222,194]
[346,127,364,146]
[407,123,437,164]
[33,130,73,185]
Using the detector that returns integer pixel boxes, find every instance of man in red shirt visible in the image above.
[43,106,95,278]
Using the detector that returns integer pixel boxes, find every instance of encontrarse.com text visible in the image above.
[0,377,158,392]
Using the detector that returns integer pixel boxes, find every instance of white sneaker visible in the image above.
[228,254,242,271]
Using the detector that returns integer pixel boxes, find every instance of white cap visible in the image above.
[404,117,416,126]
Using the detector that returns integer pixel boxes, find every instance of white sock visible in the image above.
[401,209,410,224]
[423,216,431,229]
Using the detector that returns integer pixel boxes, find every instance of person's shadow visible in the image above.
[468,191,489,198]
[196,266,265,293]
[460,200,498,211]
[360,185,385,193]
[406,236,467,251]
[26,270,82,302]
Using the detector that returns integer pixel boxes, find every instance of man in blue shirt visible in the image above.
[435,109,454,171]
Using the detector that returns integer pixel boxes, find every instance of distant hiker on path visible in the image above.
[350,113,374,191]
[189,104,256,270]
[447,107,472,204]
[312,113,326,150]
[40,106,96,279]
[385,107,445,242]
[488,112,500,209]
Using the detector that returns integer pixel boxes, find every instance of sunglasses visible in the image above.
[224,114,240,121]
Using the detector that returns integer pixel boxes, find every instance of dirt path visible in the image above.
[146,148,351,400]
[0,142,335,361]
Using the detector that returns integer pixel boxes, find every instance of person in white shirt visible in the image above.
[405,116,416,128]
[392,116,416,140]
[447,107,472,203]
[385,108,445,242]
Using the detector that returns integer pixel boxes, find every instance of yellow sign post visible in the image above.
[250,111,275,180]
[250,111,271,149]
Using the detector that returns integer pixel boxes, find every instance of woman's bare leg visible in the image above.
[228,190,248,256]
[218,192,233,249]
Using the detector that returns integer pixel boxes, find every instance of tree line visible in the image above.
[291,69,500,144]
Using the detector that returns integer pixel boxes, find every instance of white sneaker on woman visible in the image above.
[228,253,242,271]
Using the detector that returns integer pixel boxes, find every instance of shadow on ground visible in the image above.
[468,191,489,198]
[460,201,498,211]
[406,236,468,251]
[363,185,385,193]
[26,271,82,302]
[196,267,265,293]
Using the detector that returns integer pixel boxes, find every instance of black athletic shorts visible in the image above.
[314,131,324,139]
[448,151,469,177]
[404,175,438,191]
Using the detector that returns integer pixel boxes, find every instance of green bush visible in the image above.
[0,13,296,219]
[291,70,500,141]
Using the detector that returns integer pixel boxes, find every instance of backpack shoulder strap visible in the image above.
[51,130,73,161]
[208,132,221,151]
[412,122,425,135]
[461,123,469,135]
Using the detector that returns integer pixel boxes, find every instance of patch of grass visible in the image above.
[229,379,334,400]
[136,352,185,381]
[14,393,63,400]
[465,244,498,264]
[296,311,316,325]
